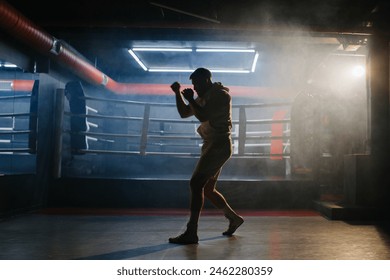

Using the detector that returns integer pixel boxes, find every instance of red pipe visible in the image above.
[0,0,112,88]
[0,1,53,52]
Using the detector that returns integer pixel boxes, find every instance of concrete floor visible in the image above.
[1,209,390,260]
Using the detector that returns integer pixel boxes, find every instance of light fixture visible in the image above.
[128,50,147,71]
[148,69,194,73]
[128,47,259,73]
[195,48,256,53]
[132,48,192,52]
[148,68,250,73]
[251,52,259,72]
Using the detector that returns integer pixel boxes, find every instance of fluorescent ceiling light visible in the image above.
[128,50,148,71]
[148,68,250,73]
[148,69,194,73]
[196,49,256,53]
[251,52,259,72]
[128,47,259,73]
[132,48,192,52]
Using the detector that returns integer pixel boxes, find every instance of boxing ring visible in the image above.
[0,79,294,179]
[59,91,291,179]
[67,96,291,157]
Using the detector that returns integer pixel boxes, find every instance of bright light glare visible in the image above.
[352,65,365,77]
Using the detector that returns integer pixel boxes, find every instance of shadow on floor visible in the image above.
[76,236,226,260]
[76,243,180,260]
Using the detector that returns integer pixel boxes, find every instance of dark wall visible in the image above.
[0,175,36,218]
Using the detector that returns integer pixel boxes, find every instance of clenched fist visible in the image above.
[170,82,181,94]
[181,88,194,101]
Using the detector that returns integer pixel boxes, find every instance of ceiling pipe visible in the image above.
[0,0,148,94]
[149,2,221,24]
